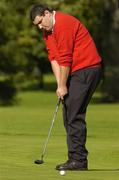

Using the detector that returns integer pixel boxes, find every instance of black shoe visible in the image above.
[56,160,71,169]
[56,160,88,171]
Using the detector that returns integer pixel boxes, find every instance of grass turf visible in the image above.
[0,91,119,180]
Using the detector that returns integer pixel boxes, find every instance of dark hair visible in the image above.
[30,4,52,21]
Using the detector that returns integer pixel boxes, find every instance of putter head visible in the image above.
[34,159,44,164]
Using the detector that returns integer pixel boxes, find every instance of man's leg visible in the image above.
[56,67,102,170]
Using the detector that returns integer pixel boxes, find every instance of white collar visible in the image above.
[52,11,56,31]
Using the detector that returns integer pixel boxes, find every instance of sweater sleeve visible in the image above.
[55,27,74,67]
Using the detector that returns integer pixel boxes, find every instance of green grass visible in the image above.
[0,90,119,180]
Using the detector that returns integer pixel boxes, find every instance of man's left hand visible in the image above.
[56,85,68,100]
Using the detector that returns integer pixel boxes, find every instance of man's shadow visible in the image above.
[88,169,119,171]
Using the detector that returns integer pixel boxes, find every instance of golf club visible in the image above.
[34,98,61,164]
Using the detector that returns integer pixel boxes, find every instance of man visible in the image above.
[30,4,102,171]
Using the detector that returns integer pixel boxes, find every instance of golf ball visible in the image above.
[59,170,66,176]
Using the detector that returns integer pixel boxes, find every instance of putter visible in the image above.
[34,98,61,164]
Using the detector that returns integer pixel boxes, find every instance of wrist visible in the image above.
[58,82,66,88]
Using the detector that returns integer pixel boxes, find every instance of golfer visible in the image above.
[30,4,102,171]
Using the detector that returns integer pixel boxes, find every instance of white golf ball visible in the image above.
[59,170,66,176]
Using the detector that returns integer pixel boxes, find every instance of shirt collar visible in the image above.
[52,11,56,31]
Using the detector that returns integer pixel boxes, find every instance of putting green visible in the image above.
[0,91,119,180]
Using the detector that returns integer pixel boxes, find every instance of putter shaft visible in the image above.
[40,99,61,160]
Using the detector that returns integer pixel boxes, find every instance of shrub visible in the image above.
[0,79,17,105]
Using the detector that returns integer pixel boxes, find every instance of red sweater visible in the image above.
[43,11,102,73]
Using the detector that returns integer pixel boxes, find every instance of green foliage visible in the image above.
[0,0,49,75]
[102,68,119,102]
[0,0,119,102]
[0,0,51,105]
[0,79,17,105]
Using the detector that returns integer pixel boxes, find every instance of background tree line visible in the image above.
[0,0,119,105]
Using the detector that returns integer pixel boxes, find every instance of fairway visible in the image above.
[0,91,119,180]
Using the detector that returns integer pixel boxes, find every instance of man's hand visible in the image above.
[51,61,70,100]
[56,65,70,100]
[56,85,68,100]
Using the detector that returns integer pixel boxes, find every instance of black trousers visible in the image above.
[63,66,102,165]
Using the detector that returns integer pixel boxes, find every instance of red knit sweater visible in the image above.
[43,11,102,73]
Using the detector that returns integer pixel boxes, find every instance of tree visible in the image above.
[0,0,47,104]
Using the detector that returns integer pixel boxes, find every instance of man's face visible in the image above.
[33,10,53,32]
